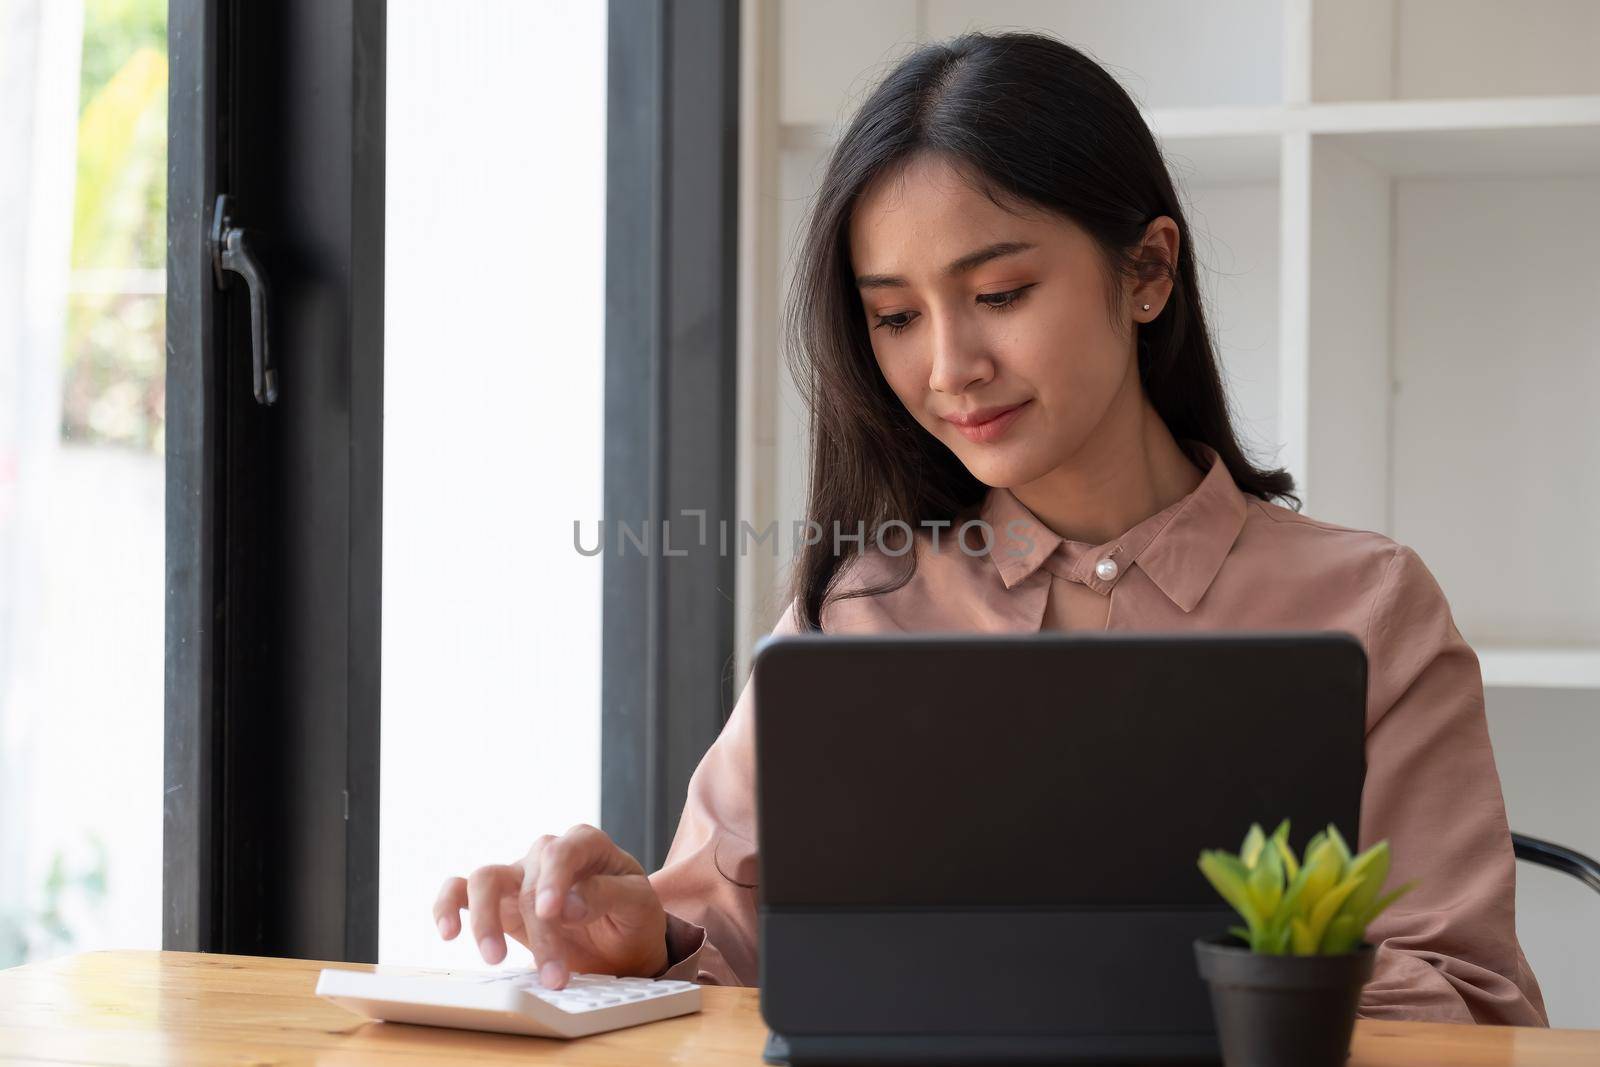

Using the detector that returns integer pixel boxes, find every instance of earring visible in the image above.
[1141,304,1151,311]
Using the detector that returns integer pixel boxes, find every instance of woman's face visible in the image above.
[848,152,1174,488]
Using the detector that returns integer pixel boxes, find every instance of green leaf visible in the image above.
[1325,824,1353,867]
[1310,874,1362,928]
[1270,819,1299,881]
[1227,925,1252,944]
[1199,852,1261,931]
[1337,841,1392,923]
[1275,850,1315,922]
[1303,873,1365,952]
[1297,838,1344,918]
[1240,824,1267,869]
[1273,835,1299,882]
[1248,835,1285,920]
[1300,831,1327,877]
[1321,914,1363,955]
[1290,916,1317,955]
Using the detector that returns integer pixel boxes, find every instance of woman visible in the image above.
[433,31,1547,1026]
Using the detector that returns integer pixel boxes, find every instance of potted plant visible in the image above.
[1193,819,1415,1067]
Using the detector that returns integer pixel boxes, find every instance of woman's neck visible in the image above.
[1010,392,1205,546]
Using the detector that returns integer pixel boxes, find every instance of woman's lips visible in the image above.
[943,400,1030,443]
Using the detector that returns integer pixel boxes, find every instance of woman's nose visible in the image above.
[926,313,994,395]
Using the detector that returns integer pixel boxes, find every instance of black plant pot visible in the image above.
[1194,933,1375,1067]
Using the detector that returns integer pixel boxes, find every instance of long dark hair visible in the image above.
[783,30,1299,632]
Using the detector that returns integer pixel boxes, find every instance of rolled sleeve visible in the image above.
[649,912,711,981]
[1356,544,1548,1026]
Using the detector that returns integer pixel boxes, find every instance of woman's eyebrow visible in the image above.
[855,240,1038,290]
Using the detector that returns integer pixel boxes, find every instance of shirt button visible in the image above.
[1094,558,1118,581]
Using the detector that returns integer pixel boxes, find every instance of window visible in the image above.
[147,0,737,964]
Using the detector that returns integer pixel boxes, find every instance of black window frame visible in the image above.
[164,0,385,961]
[602,0,742,870]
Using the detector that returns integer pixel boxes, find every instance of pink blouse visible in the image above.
[647,439,1549,1027]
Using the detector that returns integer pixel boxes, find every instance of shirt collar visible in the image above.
[976,439,1249,613]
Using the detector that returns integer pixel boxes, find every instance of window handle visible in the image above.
[209,194,277,405]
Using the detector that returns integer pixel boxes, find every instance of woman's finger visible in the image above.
[516,837,570,986]
[433,876,467,939]
[499,889,527,946]
[465,863,522,965]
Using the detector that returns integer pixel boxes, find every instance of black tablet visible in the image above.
[752,631,1366,1066]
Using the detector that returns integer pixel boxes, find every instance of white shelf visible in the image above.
[1300,95,1600,135]
[1157,135,1281,186]
[1308,97,1600,177]
[1479,649,1600,690]
[784,95,1600,188]
[788,93,1600,161]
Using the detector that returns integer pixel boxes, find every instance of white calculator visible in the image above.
[315,965,702,1039]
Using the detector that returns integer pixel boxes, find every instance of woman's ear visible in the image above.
[1130,216,1181,321]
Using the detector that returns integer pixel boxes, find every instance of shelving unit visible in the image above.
[737,0,1600,1026]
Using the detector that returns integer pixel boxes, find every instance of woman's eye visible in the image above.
[873,311,915,335]
[977,283,1037,311]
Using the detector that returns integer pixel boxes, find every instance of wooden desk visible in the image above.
[0,951,1595,1065]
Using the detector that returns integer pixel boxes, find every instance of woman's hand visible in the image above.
[433,824,669,989]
